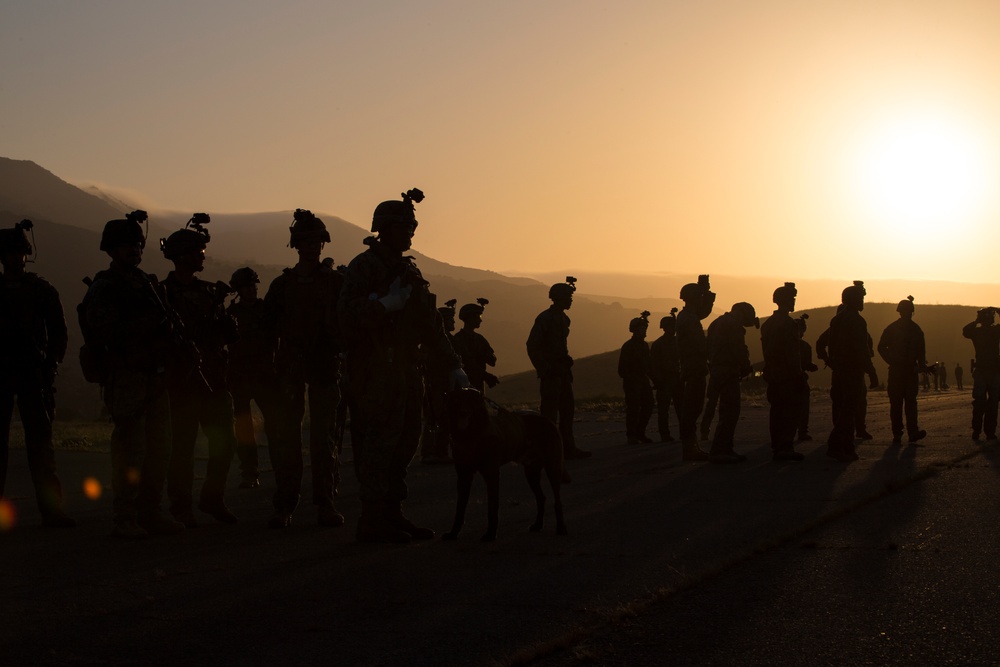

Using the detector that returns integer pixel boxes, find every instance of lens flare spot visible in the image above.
[83,477,103,500]
[0,499,18,531]
[126,467,141,485]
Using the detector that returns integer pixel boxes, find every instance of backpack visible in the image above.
[77,274,108,384]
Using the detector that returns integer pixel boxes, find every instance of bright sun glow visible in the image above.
[855,114,990,238]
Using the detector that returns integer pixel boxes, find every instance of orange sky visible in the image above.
[3,1,1000,286]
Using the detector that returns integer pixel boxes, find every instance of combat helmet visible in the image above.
[897,295,915,314]
[100,210,148,251]
[730,302,759,329]
[629,310,651,333]
[230,267,260,291]
[549,276,577,301]
[161,212,211,260]
[459,298,489,321]
[372,188,424,233]
[0,219,34,255]
[841,280,866,307]
[438,298,457,319]
[289,208,330,248]
[772,282,797,305]
[797,312,809,334]
[659,307,679,331]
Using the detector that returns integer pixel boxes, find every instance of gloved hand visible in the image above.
[449,367,471,390]
[378,277,413,313]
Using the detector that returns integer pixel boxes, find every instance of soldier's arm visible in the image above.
[42,281,68,366]
[876,326,892,364]
[526,314,550,375]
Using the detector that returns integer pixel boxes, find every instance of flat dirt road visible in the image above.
[2,390,996,666]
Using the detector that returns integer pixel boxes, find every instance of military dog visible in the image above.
[443,388,568,542]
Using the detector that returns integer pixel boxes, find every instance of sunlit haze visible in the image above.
[3,1,1000,290]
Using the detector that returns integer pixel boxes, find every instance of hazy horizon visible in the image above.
[4,2,1000,286]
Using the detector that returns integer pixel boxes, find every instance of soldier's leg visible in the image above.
[984,372,1000,439]
[198,389,237,510]
[655,388,671,441]
[903,373,920,437]
[388,371,424,503]
[558,377,580,454]
[419,385,437,459]
[17,382,64,516]
[678,375,706,443]
[623,381,640,440]
[638,383,654,439]
[0,388,14,498]
[887,372,904,439]
[166,391,200,517]
[971,372,987,436]
[231,381,259,480]
[138,378,172,520]
[701,381,720,440]
[307,376,338,509]
[797,381,812,439]
[430,385,451,460]
[711,379,740,455]
[272,379,306,515]
[251,376,282,480]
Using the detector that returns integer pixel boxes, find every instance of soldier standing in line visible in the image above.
[955,363,964,390]
[962,307,1000,441]
[877,296,929,445]
[527,276,591,460]
[816,311,875,440]
[420,299,457,464]
[82,212,185,537]
[452,298,499,394]
[675,275,715,461]
[796,313,819,443]
[706,302,757,463]
[0,220,74,527]
[160,214,238,526]
[227,267,279,489]
[825,281,877,462]
[761,283,805,462]
[339,189,469,543]
[649,308,681,443]
[264,209,345,529]
[618,311,654,444]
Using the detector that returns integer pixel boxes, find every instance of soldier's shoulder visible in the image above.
[23,272,59,294]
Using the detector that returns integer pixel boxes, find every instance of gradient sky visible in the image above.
[4,1,1000,284]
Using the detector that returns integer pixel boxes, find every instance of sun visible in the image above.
[853,113,990,240]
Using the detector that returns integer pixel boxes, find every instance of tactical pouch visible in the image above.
[79,343,107,384]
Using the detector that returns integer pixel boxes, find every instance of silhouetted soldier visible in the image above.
[452,298,499,394]
[82,212,185,537]
[676,275,715,461]
[649,309,681,443]
[825,281,876,462]
[0,220,74,527]
[962,307,1000,441]
[528,276,590,459]
[227,267,280,489]
[955,363,964,390]
[818,312,875,439]
[160,214,239,526]
[706,302,757,463]
[618,311,654,444]
[761,283,805,461]
[339,189,468,543]
[877,296,928,445]
[938,362,949,390]
[700,372,721,443]
[796,313,819,442]
[264,209,345,529]
[420,299,456,464]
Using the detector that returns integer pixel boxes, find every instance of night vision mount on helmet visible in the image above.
[371,188,424,233]
[160,212,211,260]
[100,210,148,252]
[548,276,577,300]
[459,297,489,320]
[289,208,331,248]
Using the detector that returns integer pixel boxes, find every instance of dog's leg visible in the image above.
[482,467,500,542]
[443,467,475,541]
[525,465,546,532]
[545,461,568,535]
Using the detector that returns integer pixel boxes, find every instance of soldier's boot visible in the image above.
[317,504,345,527]
[681,439,709,462]
[356,502,411,544]
[385,502,434,540]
